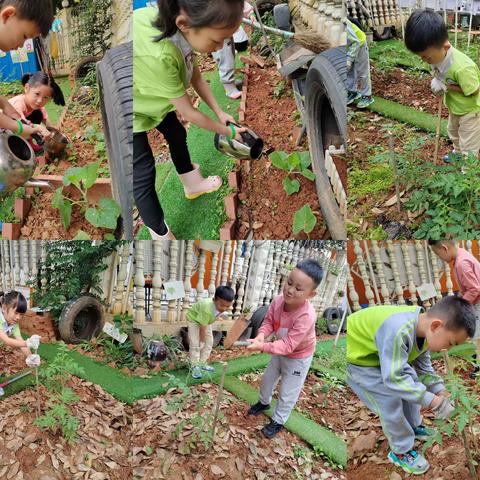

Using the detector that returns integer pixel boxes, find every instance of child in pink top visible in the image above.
[246,259,322,438]
[9,72,65,143]
[429,240,480,377]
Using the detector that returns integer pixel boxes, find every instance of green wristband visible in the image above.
[229,124,236,139]
[16,119,23,135]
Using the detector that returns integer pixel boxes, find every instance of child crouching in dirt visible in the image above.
[405,10,480,161]
[187,285,234,379]
[133,0,248,240]
[0,291,41,368]
[346,296,476,475]
[246,259,322,439]
[429,240,480,378]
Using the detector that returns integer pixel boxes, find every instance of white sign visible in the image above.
[417,283,437,302]
[164,281,185,300]
[103,322,128,344]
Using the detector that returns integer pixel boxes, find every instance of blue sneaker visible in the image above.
[413,424,436,442]
[347,91,361,105]
[200,364,215,372]
[191,366,202,379]
[442,152,463,163]
[388,450,430,475]
[357,96,375,109]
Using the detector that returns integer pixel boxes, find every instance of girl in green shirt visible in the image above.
[134,0,247,239]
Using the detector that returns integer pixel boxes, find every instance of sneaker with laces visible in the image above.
[388,449,430,475]
[261,420,284,438]
[200,364,215,372]
[347,91,361,105]
[247,401,270,416]
[357,95,375,109]
[413,424,437,441]
[191,366,202,379]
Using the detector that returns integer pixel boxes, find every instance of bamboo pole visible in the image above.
[210,362,228,444]
[388,132,401,212]
[434,96,443,161]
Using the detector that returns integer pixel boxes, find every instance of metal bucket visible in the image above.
[214,122,264,160]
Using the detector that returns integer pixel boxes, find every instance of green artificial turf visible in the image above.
[46,76,71,126]
[367,97,449,137]
[222,376,347,466]
[310,364,347,383]
[153,71,239,239]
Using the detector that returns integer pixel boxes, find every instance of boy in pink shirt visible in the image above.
[429,240,480,377]
[246,259,322,438]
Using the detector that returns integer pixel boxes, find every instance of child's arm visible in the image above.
[453,66,480,97]
[0,330,27,349]
[457,261,480,304]
[375,321,440,408]
[0,98,44,139]
[412,350,446,395]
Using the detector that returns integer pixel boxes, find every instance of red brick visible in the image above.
[250,54,265,68]
[14,198,32,222]
[238,110,245,123]
[224,194,238,220]
[1,223,21,239]
[219,220,236,240]
[25,187,35,197]
[228,171,238,190]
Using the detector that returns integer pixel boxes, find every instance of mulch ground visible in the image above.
[346,357,480,480]
[0,346,131,480]
[131,381,346,480]
[372,67,449,119]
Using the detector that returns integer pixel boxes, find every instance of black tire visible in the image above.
[58,294,105,344]
[324,307,344,335]
[97,42,133,240]
[305,47,347,239]
[373,26,393,41]
[180,327,224,350]
[249,305,269,338]
[74,56,102,81]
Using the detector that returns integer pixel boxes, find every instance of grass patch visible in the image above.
[349,164,394,199]
[155,70,239,239]
[367,97,449,137]
[222,376,347,466]
[46,76,71,126]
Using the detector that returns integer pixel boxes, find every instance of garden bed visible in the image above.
[346,357,480,480]
[131,381,346,480]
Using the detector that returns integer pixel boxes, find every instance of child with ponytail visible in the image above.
[133,0,247,239]
[0,291,41,368]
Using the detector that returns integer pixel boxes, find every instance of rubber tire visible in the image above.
[249,305,269,339]
[305,47,347,239]
[324,307,344,335]
[74,56,102,81]
[96,42,133,240]
[373,26,393,41]
[58,294,105,344]
[180,327,224,351]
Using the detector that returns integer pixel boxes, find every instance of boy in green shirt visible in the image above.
[346,296,476,475]
[186,285,234,379]
[405,10,480,160]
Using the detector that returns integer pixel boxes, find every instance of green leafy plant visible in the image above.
[293,204,317,236]
[0,187,24,224]
[52,161,121,231]
[29,241,123,321]
[35,342,85,444]
[270,151,316,195]
[315,316,328,335]
[406,154,480,239]
[424,355,480,479]
[273,80,286,98]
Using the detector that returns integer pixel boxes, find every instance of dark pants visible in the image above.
[133,111,193,235]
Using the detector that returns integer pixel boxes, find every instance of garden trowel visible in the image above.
[224,313,252,348]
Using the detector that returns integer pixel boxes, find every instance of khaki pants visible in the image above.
[188,322,213,365]
[447,111,480,157]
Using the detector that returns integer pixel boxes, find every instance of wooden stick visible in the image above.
[210,362,228,444]
[251,1,275,57]
[388,132,401,212]
[434,96,443,161]
[442,351,478,480]
[35,367,41,418]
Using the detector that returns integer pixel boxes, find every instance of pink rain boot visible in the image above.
[179,163,222,200]
[148,223,176,240]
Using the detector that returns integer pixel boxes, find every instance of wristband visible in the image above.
[229,124,236,139]
[16,119,23,135]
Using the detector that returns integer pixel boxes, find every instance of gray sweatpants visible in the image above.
[346,43,372,97]
[259,354,313,425]
[347,363,423,453]
[212,38,235,84]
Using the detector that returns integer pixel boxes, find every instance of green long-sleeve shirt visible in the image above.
[186,298,220,326]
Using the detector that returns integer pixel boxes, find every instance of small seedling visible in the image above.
[52,161,121,231]
[269,151,316,196]
[293,204,317,237]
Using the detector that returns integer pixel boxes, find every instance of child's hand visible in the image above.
[438,389,450,398]
[36,124,52,139]
[20,124,42,139]
[431,78,447,95]
[431,395,455,419]
[217,111,236,126]
[246,338,264,351]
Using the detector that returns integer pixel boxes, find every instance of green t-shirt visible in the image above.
[444,47,480,116]
[0,310,21,339]
[186,298,219,326]
[133,6,195,133]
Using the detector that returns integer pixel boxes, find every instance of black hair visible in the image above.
[0,290,28,314]
[405,9,448,53]
[296,259,323,288]
[428,240,455,247]
[427,296,476,338]
[0,0,54,37]
[214,285,235,302]
[154,0,244,41]
[22,72,65,106]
